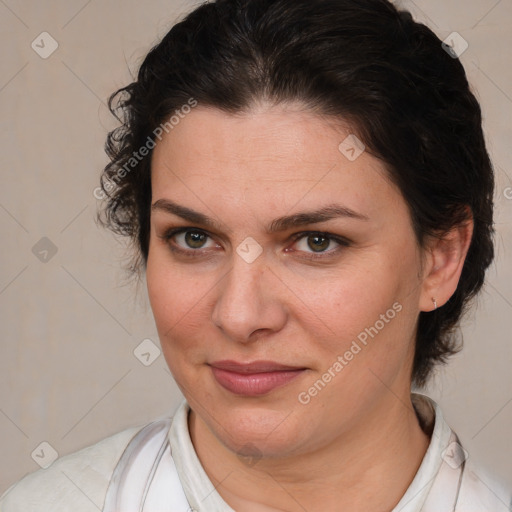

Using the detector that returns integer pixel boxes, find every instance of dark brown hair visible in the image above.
[98,0,495,387]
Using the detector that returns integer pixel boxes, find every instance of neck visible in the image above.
[189,393,430,512]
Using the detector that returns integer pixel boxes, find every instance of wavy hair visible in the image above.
[97,0,495,387]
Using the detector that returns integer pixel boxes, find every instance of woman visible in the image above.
[1,0,510,510]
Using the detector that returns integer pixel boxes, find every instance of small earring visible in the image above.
[432,297,438,310]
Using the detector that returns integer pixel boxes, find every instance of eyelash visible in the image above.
[158,227,350,261]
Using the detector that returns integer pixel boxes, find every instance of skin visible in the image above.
[146,102,473,511]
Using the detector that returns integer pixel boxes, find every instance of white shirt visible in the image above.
[1,393,511,511]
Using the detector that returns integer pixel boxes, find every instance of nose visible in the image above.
[211,251,287,344]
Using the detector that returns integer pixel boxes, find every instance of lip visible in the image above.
[210,360,305,373]
[209,360,307,396]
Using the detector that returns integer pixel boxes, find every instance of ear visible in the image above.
[419,211,474,312]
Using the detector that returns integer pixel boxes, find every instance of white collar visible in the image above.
[168,393,454,512]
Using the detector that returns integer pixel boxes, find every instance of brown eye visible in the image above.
[307,234,331,252]
[183,230,208,249]
[160,228,219,257]
[290,231,350,261]
[294,233,342,254]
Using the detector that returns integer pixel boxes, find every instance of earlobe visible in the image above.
[419,215,474,312]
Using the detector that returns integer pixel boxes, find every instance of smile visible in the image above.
[209,360,307,396]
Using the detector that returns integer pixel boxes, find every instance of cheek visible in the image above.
[147,253,196,342]
[301,254,419,375]
[146,232,420,371]
[297,263,397,333]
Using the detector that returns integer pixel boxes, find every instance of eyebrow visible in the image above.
[151,198,369,234]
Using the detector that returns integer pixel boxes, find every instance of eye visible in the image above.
[175,230,212,249]
[159,227,350,260]
[289,231,349,259]
[159,227,219,257]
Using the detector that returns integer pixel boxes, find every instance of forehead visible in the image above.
[150,104,402,222]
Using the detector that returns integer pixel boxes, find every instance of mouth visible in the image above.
[208,360,307,396]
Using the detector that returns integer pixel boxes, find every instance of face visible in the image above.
[146,102,427,459]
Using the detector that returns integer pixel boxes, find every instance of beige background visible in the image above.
[0,0,511,494]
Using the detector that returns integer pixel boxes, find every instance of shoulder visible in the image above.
[457,458,512,511]
[0,425,142,512]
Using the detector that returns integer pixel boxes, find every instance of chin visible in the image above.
[206,399,309,454]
